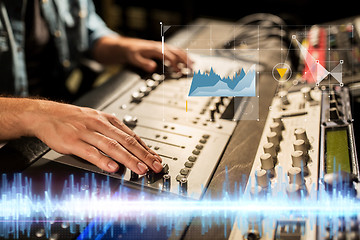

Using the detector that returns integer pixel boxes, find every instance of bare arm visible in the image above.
[0,97,162,174]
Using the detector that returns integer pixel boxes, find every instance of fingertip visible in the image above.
[107,161,119,172]
[137,161,149,174]
[145,61,157,72]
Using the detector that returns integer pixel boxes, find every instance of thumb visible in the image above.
[132,53,157,72]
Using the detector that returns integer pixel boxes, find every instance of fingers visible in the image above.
[69,140,121,173]
[133,53,158,72]
[130,40,192,73]
[107,115,162,161]
[79,131,156,175]
[83,112,163,174]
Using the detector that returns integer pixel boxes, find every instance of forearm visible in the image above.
[92,35,128,65]
[0,97,40,140]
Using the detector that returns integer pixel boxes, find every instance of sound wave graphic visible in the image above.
[188,65,256,97]
[0,170,359,239]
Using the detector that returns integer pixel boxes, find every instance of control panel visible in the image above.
[40,53,249,200]
[229,85,359,240]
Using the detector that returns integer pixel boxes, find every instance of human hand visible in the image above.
[120,37,192,72]
[24,100,162,174]
[93,36,193,73]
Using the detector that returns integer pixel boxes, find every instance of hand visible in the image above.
[93,36,193,73]
[120,37,191,72]
[21,100,163,174]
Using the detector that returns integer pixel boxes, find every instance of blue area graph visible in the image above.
[188,65,256,97]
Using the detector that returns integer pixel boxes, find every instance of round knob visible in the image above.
[152,73,165,82]
[288,167,304,185]
[146,79,159,89]
[131,91,145,102]
[163,174,171,191]
[123,115,138,127]
[278,90,290,105]
[294,128,309,143]
[301,86,313,101]
[293,139,309,154]
[273,115,285,130]
[179,178,188,196]
[291,151,307,168]
[263,142,277,160]
[270,122,282,140]
[139,86,151,96]
[260,153,274,170]
[267,132,280,151]
[255,169,270,188]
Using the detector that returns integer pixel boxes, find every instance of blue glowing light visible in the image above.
[0,172,359,239]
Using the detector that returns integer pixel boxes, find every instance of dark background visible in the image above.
[93,0,359,40]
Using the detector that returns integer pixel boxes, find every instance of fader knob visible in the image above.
[263,142,277,160]
[291,151,307,168]
[255,169,270,188]
[301,86,313,101]
[260,153,274,170]
[294,128,309,144]
[179,178,188,196]
[288,167,304,185]
[163,174,171,191]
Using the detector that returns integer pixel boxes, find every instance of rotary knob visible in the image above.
[255,169,270,188]
[139,85,151,96]
[267,132,280,152]
[294,128,309,145]
[301,86,313,101]
[293,139,309,161]
[273,115,285,130]
[131,91,145,102]
[152,73,165,82]
[123,115,138,127]
[288,167,304,186]
[291,151,307,168]
[260,153,274,170]
[270,122,282,140]
[146,79,159,89]
[263,142,277,160]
